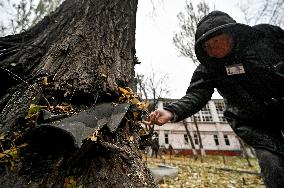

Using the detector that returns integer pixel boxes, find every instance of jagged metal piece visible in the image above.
[33,103,130,148]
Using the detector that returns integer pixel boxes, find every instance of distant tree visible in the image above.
[239,0,284,27]
[237,136,254,167]
[136,74,148,100]
[193,115,205,162]
[173,0,210,65]
[136,68,170,110]
[182,119,198,159]
[0,0,63,36]
[149,0,164,17]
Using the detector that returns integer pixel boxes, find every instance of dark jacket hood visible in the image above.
[194,11,264,68]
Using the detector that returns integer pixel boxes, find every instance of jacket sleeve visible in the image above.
[164,65,214,122]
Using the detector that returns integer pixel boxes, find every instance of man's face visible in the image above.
[203,33,234,58]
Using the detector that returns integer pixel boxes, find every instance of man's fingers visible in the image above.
[148,111,158,120]
[142,120,152,125]
[146,110,165,126]
[148,111,155,119]
[156,111,162,119]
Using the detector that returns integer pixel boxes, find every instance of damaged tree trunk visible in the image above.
[0,0,156,187]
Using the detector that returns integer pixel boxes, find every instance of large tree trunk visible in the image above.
[0,0,156,187]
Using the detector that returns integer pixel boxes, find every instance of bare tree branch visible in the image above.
[136,67,170,113]
[239,0,284,27]
[0,0,63,36]
[173,0,210,65]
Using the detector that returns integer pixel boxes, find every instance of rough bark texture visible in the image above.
[0,0,156,187]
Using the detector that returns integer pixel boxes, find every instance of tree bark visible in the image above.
[0,0,157,187]
[193,115,205,162]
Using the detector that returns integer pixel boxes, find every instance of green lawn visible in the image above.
[144,155,265,188]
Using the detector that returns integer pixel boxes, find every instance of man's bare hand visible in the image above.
[145,109,174,126]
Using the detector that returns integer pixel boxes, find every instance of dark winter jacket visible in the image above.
[165,11,284,154]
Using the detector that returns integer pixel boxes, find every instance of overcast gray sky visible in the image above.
[135,0,246,99]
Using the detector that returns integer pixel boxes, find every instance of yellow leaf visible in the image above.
[118,87,130,95]
[89,129,100,142]
[133,112,139,119]
[90,136,97,142]
[129,136,134,142]
[0,133,5,140]
[0,153,7,159]
[101,73,107,78]
[138,128,147,136]
[137,100,149,111]
[55,104,73,113]
[144,100,150,109]
[5,147,19,160]
[118,97,125,102]
[26,104,47,119]
[64,176,77,188]
[131,98,140,105]
[42,77,48,86]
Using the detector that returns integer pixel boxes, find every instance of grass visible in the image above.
[143,154,265,188]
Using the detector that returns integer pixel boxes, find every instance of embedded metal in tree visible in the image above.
[35,103,130,148]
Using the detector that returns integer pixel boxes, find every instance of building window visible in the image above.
[194,134,199,145]
[184,134,189,144]
[215,101,225,112]
[193,114,201,122]
[201,104,213,122]
[215,101,227,122]
[219,115,227,122]
[224,135,230,145]
[202,115,213,122]
[165,133,169,144]
[213,135,219,146]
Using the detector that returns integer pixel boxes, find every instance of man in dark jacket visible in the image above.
[147,11,284,188]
